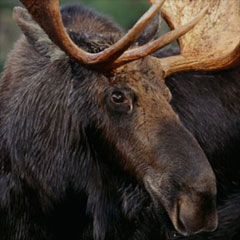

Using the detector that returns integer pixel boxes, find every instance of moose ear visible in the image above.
[13,7,66,60]
[136,13,160,46]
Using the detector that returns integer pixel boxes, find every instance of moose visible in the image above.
[0,0,239,239]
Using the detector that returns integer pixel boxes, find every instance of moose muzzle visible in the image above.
[143,124,218,236]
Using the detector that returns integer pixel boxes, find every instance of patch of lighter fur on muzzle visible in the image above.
[143,173,166,202]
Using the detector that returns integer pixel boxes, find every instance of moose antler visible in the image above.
[19,0,207,71]
[19,0,166,67]
[159,0,240,76]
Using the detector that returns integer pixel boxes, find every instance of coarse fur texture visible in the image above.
[0,3,234,240]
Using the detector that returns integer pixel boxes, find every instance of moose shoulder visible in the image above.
[0,0,238,239]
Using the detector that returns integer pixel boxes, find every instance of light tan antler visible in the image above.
[112,6,207,68]
[19,0,207,71]
[159,0,240,77]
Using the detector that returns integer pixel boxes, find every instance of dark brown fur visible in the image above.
[0,4,217,240]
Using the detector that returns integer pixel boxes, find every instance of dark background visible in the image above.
[0,0,173,74]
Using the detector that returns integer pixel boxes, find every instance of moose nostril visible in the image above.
[178,208,203,235]
[178,212,218,236]
[175,195,218,236]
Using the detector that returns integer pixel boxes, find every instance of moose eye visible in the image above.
[111,91,126,104]
[106,88,134,114]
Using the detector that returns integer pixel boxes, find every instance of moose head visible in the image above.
[4,0,239,238]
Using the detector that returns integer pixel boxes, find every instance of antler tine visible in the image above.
[111,6,208,69]
[159,0,240,77]
[20,0,165,67]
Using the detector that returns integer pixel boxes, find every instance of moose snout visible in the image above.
[144,169,218,237]
[173,193,218,236]
[144,121,218,236]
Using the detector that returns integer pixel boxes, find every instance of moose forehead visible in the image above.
[68,28,164,91]
[109,58,166,93]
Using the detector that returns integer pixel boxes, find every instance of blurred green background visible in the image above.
[0,0,171,74]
